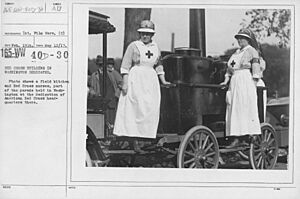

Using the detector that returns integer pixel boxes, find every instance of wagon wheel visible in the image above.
[86,126,110,167]
[178,126,219,168]
[86,149,93,167]
[249,123,279,169]
[86,143,110,167]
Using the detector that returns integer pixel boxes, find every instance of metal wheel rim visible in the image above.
[178,126,219,169]
[250,124,278,169]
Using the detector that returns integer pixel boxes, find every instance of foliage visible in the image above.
[224,44,290,97]
[241,9,291,48]
[262,44,290,97]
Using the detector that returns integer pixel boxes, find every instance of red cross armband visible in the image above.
[251,58,260,64]
[251,58,260,79]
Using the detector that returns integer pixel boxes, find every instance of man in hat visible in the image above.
[90,56,122,96]
[106,58,123,100]
[89,55,104,97]
[89,56,122,124]
[106,58,123,124]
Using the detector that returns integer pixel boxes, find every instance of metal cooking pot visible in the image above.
[175,47,201,57]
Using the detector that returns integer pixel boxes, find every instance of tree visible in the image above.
[241,9,291,48]
[123,8,151,54]
[261,44,290,97]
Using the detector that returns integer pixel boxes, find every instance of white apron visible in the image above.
[113,41,160,138]
[226,47,261,136]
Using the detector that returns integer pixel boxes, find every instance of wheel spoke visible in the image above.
[184,151,195,157]
[193,135,199,149]
[198,134,204,149]
[261,157,265,169]
[254,148,261,153]
[188,142,196,152]
[254,153,261,159]
[257,156,262,168]
[205,151,216,157]
[263,131,267,141]
[189,162,196,168]
[204,160,215,168]
[268,138,275,146]
[184,158,195,165]
[266,131,272,142]
[255,153,262,161]
[204,143,214,153]
[205,160,215,165]
[202,135,209,150]
[253,150,261,160]
[253,140,261,147]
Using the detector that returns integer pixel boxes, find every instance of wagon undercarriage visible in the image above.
[87,121,279,169]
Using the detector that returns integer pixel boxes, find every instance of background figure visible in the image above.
[220,28,262,148]
[89,56,122,125]
[106,58,123,100]
[89,55,104,97]
[106,58,123,125]
[113,20,170,153]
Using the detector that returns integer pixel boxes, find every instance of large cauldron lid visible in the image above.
[174,47,201,56]
[161,54,183,60]
[175,47,201,51]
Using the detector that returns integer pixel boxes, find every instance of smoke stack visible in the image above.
[189,9,206,57]
[171,32,175,52]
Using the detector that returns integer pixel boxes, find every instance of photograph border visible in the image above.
[69,1,295,186]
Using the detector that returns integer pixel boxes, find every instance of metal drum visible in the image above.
[162,51,211,84]
[175,47,201,57]
[159,49,226,135]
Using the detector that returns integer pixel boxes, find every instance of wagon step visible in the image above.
[107,149,157,155]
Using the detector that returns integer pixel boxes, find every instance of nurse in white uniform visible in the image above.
[113,20,170,152]
[220,28,262,148]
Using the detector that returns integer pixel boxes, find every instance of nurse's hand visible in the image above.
[158,74,171,86]
[121,74,128,95]
[220,81,228,89]
[161,81,176,88]
[220,75,230,89]
[122,83,128,95]
[162,80,171,85]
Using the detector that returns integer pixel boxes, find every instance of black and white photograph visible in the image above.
[1,0,299,198]
[85,7,290,170]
